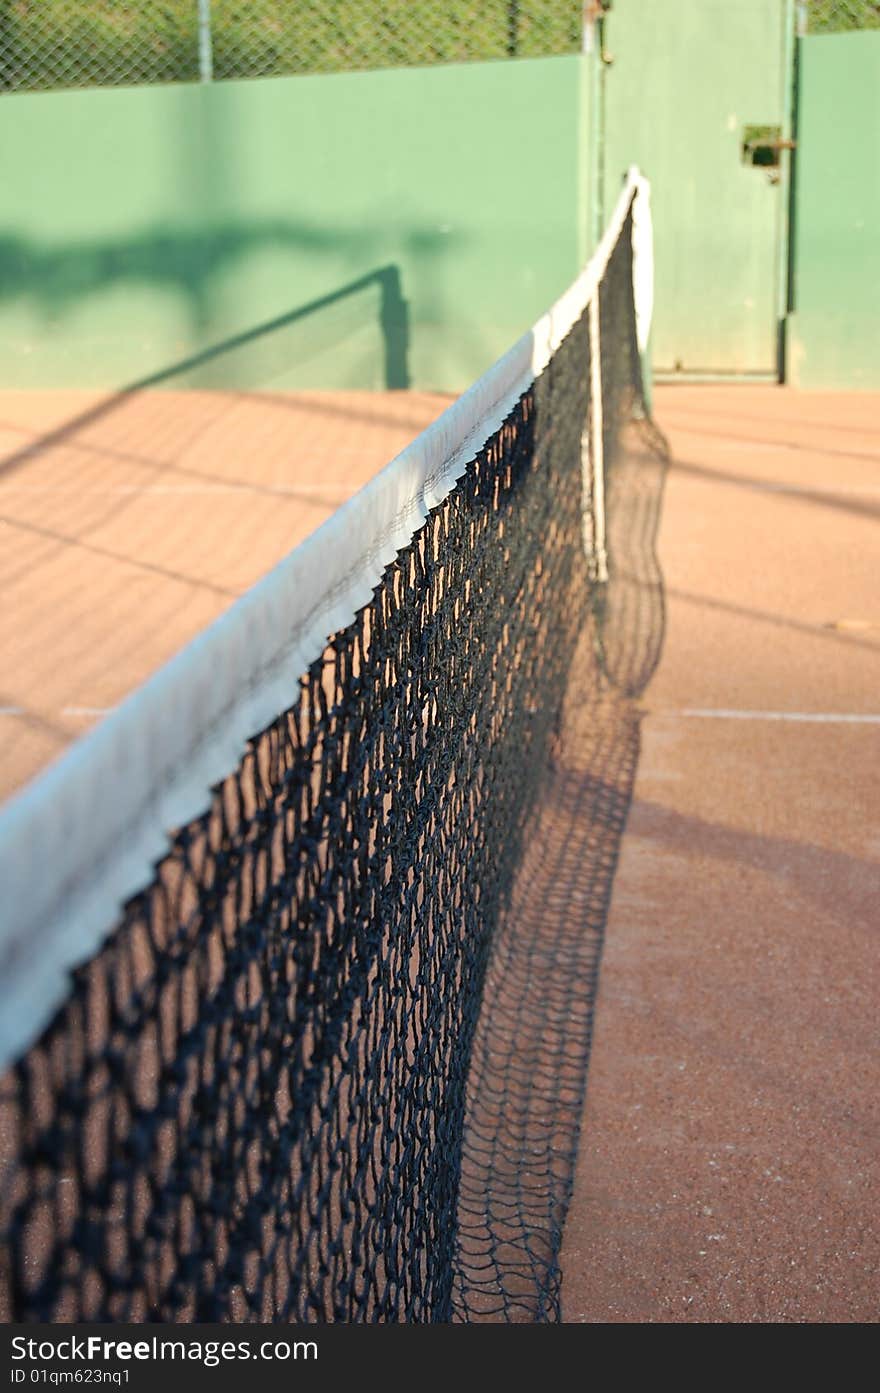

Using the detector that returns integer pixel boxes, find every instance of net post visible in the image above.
[630,170,655,415]
[586,294,608,584]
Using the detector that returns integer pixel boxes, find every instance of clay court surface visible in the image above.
[563,386,880,1322]
[1,382,878,1321]
[0,386,452,801]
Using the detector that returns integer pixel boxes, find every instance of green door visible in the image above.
[602,0,792,376]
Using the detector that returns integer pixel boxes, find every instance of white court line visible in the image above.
[0,484,342,496]
[665,434,880,470]
[2,706,876,725]
[680,709,880,724]
[749,482,880,496]
[670,459,880,493]
[0,707,113,717]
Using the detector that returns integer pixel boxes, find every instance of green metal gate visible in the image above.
[600,0,794,378]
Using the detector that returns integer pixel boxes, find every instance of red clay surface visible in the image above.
[2,382,877,1323]
[560,385,880,1323]
[0,387,451,803]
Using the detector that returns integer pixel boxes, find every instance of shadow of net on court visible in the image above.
[452,415,668,1322]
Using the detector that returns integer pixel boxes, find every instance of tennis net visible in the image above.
[0,169,655,1323]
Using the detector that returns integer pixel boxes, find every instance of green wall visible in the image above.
[788,33,880,389]
[0,56,590,393]
[602,0,788,376]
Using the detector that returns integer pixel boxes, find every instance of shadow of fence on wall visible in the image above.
[125,264,411,393]
[0,263,412,500]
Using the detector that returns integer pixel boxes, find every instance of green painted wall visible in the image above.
[602,0,788,375]
[788,33,880,389]
[0,56,590,393]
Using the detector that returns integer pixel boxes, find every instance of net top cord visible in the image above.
[0,167,653,1077]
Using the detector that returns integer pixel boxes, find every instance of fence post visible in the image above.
[583,3,608,251]
[777,0,797,381]
[198,0,214,83]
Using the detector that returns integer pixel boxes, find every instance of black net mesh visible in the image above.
[0,207,666,1322]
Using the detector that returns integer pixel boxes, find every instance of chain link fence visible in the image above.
[2,3,877,97]
[804,0,880,29]
[0,2,591,94]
